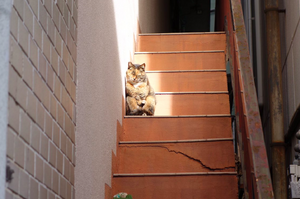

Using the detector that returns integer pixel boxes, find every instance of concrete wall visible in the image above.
[282,0,300,124]
[139,0,170,33]
[0,1,11,198]
[5,0,77,198]
[76,0,138,198]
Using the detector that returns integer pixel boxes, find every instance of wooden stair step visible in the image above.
[122,116,232,141]
[147,71,228,92]
[137,33,226,52]
[112,175,238,199]
[115,142,235,174]
[154,93,230,116]
[134,51,225,71]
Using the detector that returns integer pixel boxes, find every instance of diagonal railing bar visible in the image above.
[227,0,274,198]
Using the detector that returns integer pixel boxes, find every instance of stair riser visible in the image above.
[122,117,232,141]
[134,52,225,71]
[138,34,226,52]
[113,175,238,199]
[154,94,230,116]
[147,72,228,92]
[116,142,235,173]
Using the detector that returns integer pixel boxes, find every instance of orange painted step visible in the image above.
[154,94,230,116]
[134,51,225,71]
[137,33,226,52]
[122,117,232,141]
[116,142,235,174]
[147,71,228,92]
[113,175,238,199]
[134,51,226,71]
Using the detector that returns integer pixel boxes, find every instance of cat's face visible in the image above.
[126,62,147,84]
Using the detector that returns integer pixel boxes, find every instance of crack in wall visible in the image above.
[121,145,236,171]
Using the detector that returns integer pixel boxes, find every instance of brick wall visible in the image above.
[6,0,77,198]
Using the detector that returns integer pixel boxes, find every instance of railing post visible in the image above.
[264,0,287,198]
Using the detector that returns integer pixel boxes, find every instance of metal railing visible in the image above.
[220,0,274,198]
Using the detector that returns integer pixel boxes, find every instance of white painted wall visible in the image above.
[76,1,138,198]
[0,1,12,198]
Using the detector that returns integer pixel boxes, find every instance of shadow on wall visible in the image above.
[76,1,123,199]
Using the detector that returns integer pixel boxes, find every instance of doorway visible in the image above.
[138,0,216,33]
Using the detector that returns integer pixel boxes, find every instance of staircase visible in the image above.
[112,32,238,198]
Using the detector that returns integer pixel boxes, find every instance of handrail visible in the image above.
[221,0,274,198]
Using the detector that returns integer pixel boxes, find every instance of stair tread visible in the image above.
[139,32,225,36]
[154,94,230,116]
[134,51,225,71]
[116,142,235,174]
[138,34,226,52]
[147,71,228,92]
[119,138,233,144]
[114,172,237,176]
[113,175,238,199]
[135,50,224,54]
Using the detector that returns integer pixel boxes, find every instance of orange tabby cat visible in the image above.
[125,62,156,116]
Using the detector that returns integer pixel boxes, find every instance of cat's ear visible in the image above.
[139,63,146,70]
[128,62,134,69]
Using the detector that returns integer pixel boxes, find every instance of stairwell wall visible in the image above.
[5,0,77,198]
[76,0,139,199]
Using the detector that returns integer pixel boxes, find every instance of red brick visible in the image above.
[18,22,29,55]
[15,137,25,168]
[8,97,20,133]
[36,102,45,130]
[60,175,67,198]
[50,93,57,119]
[25,146,35,176]
[16,78,28,109]
[52,169,59,194]
[40,184,47,199]
[6,127,16,159]
[43,31,51,62]
[31,124,41,153]
[45,112,53,139]
[39,52,47,81]
[33,18,42,49]
[39,1,47,31]
[8,66,19,98]
[29,37,39,68]
[28,0,38,17]
[44,163,52,188]
[20,111,31,144]
[40,133,49,160]
[30,178,39,199]
[10,9,18,39]
[53,122,60,147]
[19,169,30,198]
[26,91,37,122]
[35,155,44,182]
[10,38,23,75]
[49,141,56,167]
[7,160,20,194]
[24,1,34,35]
[57,150,63,174]
[23,57,34,89]
[13,0,24,19]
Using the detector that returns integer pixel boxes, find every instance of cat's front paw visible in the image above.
[142,113,147,116]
